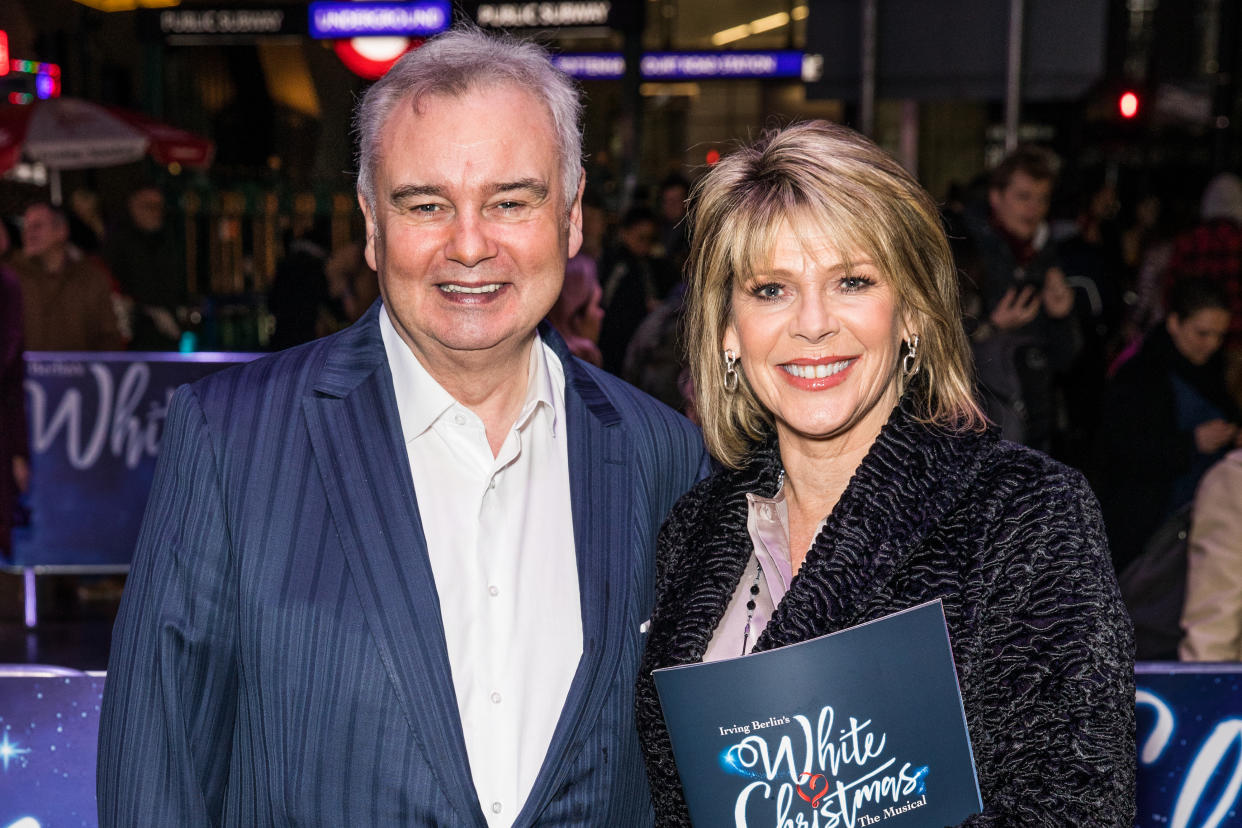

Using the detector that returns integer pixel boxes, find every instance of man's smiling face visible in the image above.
[361,83,583,372]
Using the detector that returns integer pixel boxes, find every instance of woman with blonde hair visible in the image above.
[635,121,1135,825]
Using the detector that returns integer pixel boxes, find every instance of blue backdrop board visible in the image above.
[0,673,104,828]
[1135,662,1242,827]
[11,352,260,569]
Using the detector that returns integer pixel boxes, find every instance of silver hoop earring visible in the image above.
[902,335,920,377]
[723,349,739,392]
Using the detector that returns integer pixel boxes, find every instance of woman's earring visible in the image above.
[902,335,920,377]
[723,349,740,392]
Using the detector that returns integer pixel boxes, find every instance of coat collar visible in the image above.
[304,303,632,826]
[669,399,996,661]
[758,401,996,649]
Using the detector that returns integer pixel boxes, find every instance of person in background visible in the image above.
[1121,192,1175,341]
[578,188,608,264]
[636,121,1135,826]
[653,172,690,275]
[1093,276,1241,574]
[1162,173,1242,404]
[13,201,121,351]
[1180,447,1242,661]
[325,240,380,326]
[98,25,707,827]
[0,222,29,557]
[104,185,185,350]
[68,187,106,255]
[623,283,688,416]
[546,252,604,366]
[598,204,662,374]
[960,146,1078,452]
[1054,178,1127,467]
[267,215,338,350]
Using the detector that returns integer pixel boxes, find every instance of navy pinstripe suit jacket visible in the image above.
[97,302,709,827]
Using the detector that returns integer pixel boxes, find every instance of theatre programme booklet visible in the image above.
[652,599,982,827]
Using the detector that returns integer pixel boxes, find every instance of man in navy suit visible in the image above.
[98,26,707,827]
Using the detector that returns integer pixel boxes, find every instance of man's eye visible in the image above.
[413,203,441,213]
[496,201,525,211]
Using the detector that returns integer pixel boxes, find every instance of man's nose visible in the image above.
[445,212,497,266]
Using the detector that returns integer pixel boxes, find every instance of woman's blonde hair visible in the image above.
[684,121,986,468]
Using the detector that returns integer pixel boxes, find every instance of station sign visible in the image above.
[140,7,306,42]
[552,51,807,81]
[476,2,610,28]
[308,1,451,38]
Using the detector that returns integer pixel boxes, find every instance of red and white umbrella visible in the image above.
[0,97,214,200]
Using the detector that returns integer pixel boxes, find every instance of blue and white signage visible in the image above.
[551,53,626,80]
[552,51,806,81]
[11,352,260,569]
[308,1,450,39]
[1135,663,1242,827]
[641,50,803,80]
[0,675,104,828]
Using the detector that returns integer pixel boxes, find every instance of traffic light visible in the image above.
[1119,90,1140,120]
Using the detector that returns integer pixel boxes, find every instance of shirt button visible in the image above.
[490,691,502,704]
[488,479,496,490]
[488,585,499,597]
[453,413,466,426]
[491,802,503,814]
[762,505,774,520]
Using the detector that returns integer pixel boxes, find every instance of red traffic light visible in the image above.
[1119,91,1140,119]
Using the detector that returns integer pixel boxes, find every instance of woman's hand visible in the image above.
[1195,419,1238,454]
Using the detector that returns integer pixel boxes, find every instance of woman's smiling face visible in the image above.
[723,219,910,450]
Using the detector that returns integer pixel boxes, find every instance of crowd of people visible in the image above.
[540,143,1242,669]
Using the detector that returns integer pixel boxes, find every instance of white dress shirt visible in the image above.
[381,311,583,826]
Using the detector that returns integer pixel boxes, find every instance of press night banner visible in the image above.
[652,600,982,827]
[10,352,258,569]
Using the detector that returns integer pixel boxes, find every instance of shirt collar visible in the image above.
[379,305,562,444]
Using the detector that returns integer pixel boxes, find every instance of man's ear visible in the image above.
[567,167,586,259]
[358,191,379,272]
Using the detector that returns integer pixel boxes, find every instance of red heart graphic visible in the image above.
[797,772,829,809]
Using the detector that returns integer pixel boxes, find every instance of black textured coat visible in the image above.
[636,403,1136,826]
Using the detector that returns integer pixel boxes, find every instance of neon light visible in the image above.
[550,51,805,81]
[308,1,450,38]
[0,30,10,77]
[35,73,56,99]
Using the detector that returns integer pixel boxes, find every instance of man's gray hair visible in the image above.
[353,25,583,215]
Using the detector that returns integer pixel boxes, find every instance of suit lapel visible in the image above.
[302,305,485,826]
[517,328,632,822]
